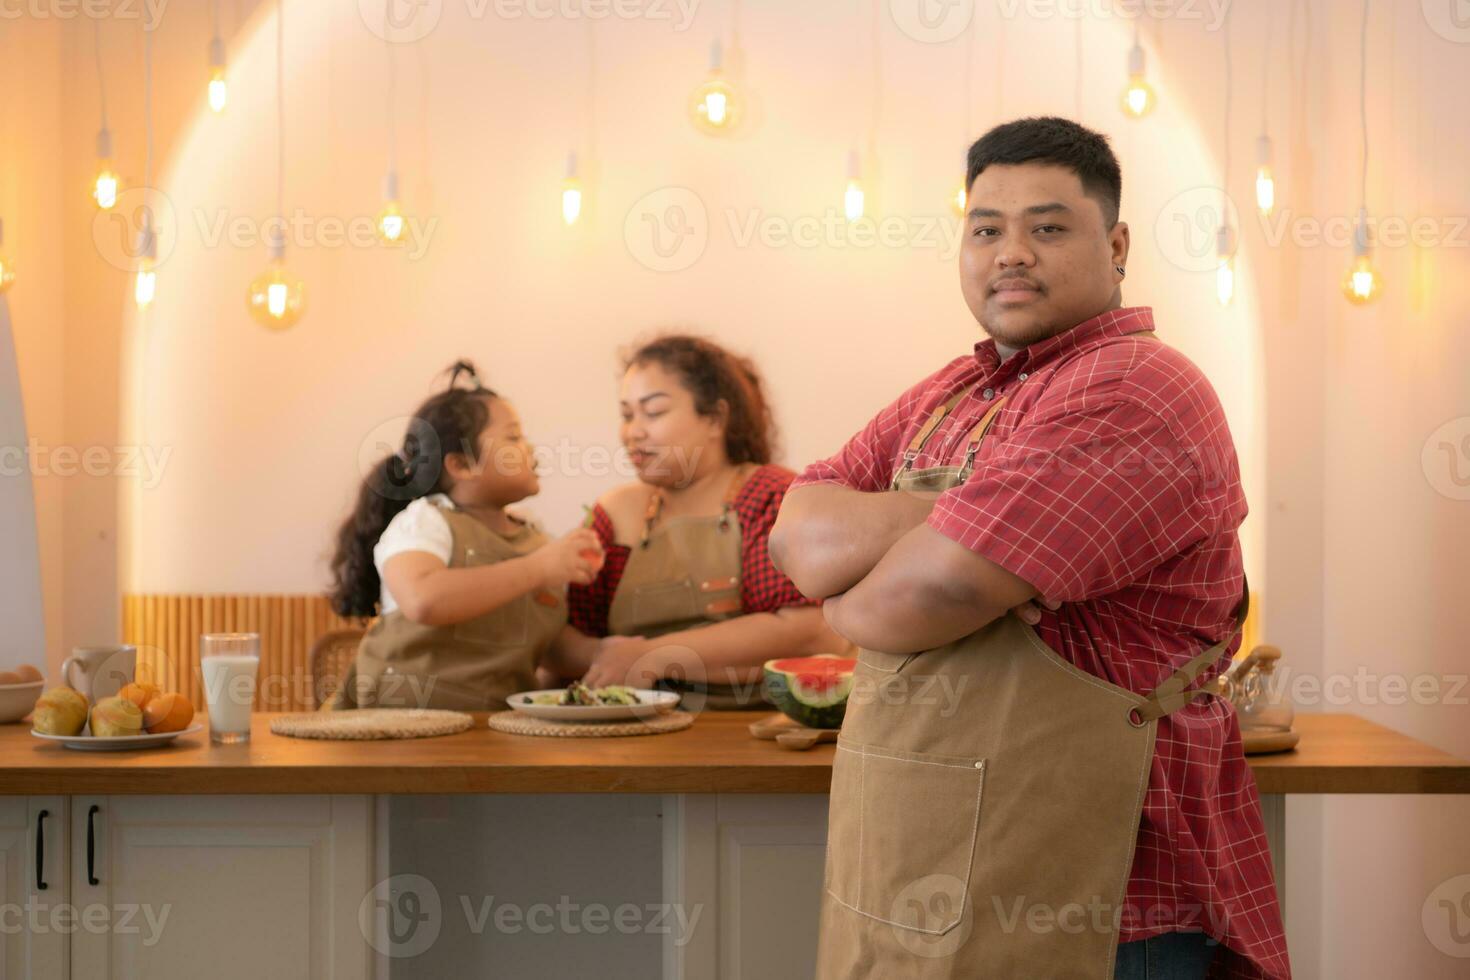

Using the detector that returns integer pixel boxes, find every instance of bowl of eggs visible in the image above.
[0,664,46,723]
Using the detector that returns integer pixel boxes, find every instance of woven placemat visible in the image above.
[270,709,474,740]
[487,709,694,738]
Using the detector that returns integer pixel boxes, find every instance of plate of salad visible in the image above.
[507,681,681,722]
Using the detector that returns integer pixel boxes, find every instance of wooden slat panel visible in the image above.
[121,594,367,713]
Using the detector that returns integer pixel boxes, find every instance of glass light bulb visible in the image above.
[1216,256,1235,307]
[844,180,865,222]
[1120,74,1155,118]
[689,75,737,135]
[134,258,157,310]
[952,184,967,217]
[209,67,228,113]
[561,179,583,226]
[1255,166,1275,216]
[0,251,14,294]
[247,260,306,330]
[93,166,119,210]
[1342,253,1382,305]
[377,200,406,245]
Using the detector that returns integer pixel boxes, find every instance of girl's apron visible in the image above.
[328,505,567,712]
[816,383,1249,979]
[606,465,768,710]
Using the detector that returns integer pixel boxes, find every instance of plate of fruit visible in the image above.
[30,683,201,750]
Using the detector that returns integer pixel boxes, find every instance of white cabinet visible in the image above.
[68,795,373,980]
[0,797,69,979]
[665,794,829,980]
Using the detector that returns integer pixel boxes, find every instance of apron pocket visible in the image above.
[827,739,987,936]
[454,594,532,648]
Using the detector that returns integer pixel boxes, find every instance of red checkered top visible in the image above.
[793,307,1290,979]
[568,464,818,637]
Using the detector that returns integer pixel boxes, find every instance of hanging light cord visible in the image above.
[1221,2,1232,211]
[1073,18,1082,119]
[868,0,879,153]
[1260,4,1271,133]
[1358,0,1369,209]
[961,6,975,140]
[212,0,220,38]
[94,17,108,131]
[385,23,396,174]
[276,0,285,225]
[143,26,152,196]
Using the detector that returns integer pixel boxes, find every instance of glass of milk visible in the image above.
[200,633,260,744]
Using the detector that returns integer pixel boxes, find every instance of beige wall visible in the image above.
[7,0,1470,975]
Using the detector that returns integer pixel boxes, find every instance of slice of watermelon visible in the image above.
[762,655,858,730]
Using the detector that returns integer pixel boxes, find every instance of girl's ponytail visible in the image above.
[329,361,497,618]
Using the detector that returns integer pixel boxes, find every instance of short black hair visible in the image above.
[965,116,1122,227]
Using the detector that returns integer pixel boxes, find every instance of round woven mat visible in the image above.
[270,709,474,740]
[487,709,694,738]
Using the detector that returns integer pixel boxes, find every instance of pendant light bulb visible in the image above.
[561,151,583,226]
[0,219,15,294]
[689,38,738,135]
[133,219,158,310]
[1215,222,1236,307]
[247,228,305,329]
[93,128,119,210]
[1119,43,1156,118]
[377,171,406,245]
[844,150,865,222]
[1254,135,1275,217]
[1342,208,1382,305]
[208,36,228,113]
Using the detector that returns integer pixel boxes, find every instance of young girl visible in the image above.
[327,361,602,711]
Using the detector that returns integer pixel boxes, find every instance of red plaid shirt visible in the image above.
[793,307,1289,979]
[568,464,817,637]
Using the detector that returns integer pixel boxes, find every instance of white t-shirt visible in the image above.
[374,495,457,614]
[372,494,544,615]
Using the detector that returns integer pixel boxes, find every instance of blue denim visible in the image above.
[1113,930,1220,979]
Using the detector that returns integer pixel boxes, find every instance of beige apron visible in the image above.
[816,383,1249,979]
[606,465,768,710]
[328,505,567,711]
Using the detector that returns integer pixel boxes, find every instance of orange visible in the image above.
[143,692,195,734]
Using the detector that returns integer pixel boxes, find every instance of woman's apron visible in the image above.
[605,465,769,710]
[816,385,1249,979]
[328,506,567,711]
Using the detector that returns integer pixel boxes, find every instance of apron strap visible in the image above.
[1132,579,1251,723]
[954,396,1009,483]
[641,464,754,547]
[890,382,982,489]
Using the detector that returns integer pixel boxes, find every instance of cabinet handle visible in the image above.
[35,809,48,891]
[87,804,100,886]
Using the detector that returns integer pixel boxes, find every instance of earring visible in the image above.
[1115,265,1127,278]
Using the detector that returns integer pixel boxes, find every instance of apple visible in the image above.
[32,687,89,736]
[89,696,144,737]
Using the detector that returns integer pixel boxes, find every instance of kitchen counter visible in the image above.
[6,710,1467,796]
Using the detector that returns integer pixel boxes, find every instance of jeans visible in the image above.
[1113,930,1220,979]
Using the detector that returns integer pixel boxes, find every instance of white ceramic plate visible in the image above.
[506,689,680,722]
[30,724,205,751]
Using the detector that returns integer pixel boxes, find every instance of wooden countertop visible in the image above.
[4,712,1467,796]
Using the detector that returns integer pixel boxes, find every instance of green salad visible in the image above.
[529,681,641,707]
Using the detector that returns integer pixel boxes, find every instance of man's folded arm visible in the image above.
[769,484,936,600]
[821,522,1037,654]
